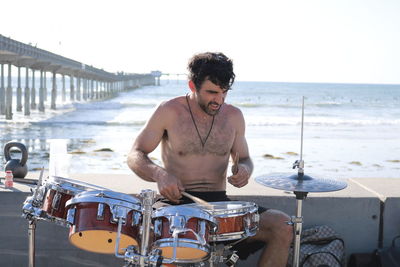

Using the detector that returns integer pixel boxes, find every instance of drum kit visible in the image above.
[21,97,348,267]
[22,176,259,267]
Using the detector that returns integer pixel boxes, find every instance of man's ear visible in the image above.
[188,80,196,92]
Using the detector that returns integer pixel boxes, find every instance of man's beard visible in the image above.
[199,101,221,116]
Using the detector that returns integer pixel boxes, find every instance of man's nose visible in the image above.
[214,93,225,104]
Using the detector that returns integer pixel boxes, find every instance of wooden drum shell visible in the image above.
[42,189,72,220]
[155,217,210,242]
[68,202,140,254]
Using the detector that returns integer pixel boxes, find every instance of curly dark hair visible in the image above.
[187,52,235,90]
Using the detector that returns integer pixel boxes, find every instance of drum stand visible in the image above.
[123,189,163,267]
[23,169,45,267]
[23,199,44,267]
[28,219,37,267]
[22,200,42,267]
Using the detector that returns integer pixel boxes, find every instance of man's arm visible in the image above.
[227,108,253,188]
[127,102,183,202]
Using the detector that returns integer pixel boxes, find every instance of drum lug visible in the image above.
[66,207,76,225]
[169,215,186,234]
[132,211,141,226]
[154,219,162,237]
[199,220,206,238]
[111,205,129,224]
[97,203,105,220]
[52,192,62,211]
[244,215,252,236]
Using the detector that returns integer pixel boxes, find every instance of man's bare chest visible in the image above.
[165,114,235,156]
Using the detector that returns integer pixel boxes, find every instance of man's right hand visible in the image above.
[156,174,184,204]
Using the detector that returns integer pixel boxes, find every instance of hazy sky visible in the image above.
[1,0,399,84]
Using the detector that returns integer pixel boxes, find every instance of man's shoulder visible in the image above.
[158,96,186,111]
[153,96,186,120]
[222,103,243,118]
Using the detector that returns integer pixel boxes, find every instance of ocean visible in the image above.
[1,80,400,180]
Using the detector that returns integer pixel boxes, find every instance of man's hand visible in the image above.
[227,164,251,188]
[156,173,184,203]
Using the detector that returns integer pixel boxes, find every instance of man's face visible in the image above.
[195,80,229,116]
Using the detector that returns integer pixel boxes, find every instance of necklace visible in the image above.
[186,93,215,148]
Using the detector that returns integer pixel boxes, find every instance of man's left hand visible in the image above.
[227,164,250,188]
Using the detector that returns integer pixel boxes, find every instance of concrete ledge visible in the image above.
[350,178,400,249]
[0,173,397,266]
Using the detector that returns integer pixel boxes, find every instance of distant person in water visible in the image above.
[127,52,293,266]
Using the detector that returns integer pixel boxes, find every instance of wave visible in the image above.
[233,100,398,109]
[72,102,124,110]
[235,103,265,108]
[234,102,351,109]
[120,102,157,108]
[246,117,400,126]
[33,120,146,126]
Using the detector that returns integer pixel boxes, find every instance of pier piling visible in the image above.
[17,66,22,112]
[31,69,36,110]
[0,63,4,115]
[39,70,45,112]
[51,71,56,110]
[6,63,12,120]
[24,67,30,116]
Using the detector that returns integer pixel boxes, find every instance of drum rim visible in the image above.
[45,176,109,194]
[153,239,210,263]
[187,201,258,216]
[210,229,258,242]
[65,190,142,210]
[152,205,216,224]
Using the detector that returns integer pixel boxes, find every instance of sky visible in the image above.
[1,0,400,84]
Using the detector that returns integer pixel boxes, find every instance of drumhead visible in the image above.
[187,201,258,216]
[66,190,141,210]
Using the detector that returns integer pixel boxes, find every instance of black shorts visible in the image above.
[156,191,267,260]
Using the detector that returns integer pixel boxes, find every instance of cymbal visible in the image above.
[255,172,347,193]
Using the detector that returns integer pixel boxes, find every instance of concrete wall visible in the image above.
[0,174,399,267]
[350,178,400,248]
[0,191,125,267]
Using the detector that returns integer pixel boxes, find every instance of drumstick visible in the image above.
[181,192,214,209]
[232,152,240,175]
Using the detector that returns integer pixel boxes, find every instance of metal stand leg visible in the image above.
[291,191,307,267]
[140,190,156,267]
[28,219,36,267]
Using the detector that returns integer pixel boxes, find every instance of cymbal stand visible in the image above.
[291,190,308,267]
[291,96,307,267]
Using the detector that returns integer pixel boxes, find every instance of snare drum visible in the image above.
[39,176,108,226]
[152,205,216,263]
[65,190,142,254]
[188,201,259,242]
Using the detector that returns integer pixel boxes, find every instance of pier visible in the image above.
[0,34,160,120]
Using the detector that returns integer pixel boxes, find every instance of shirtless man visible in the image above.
[127,52,293,267]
